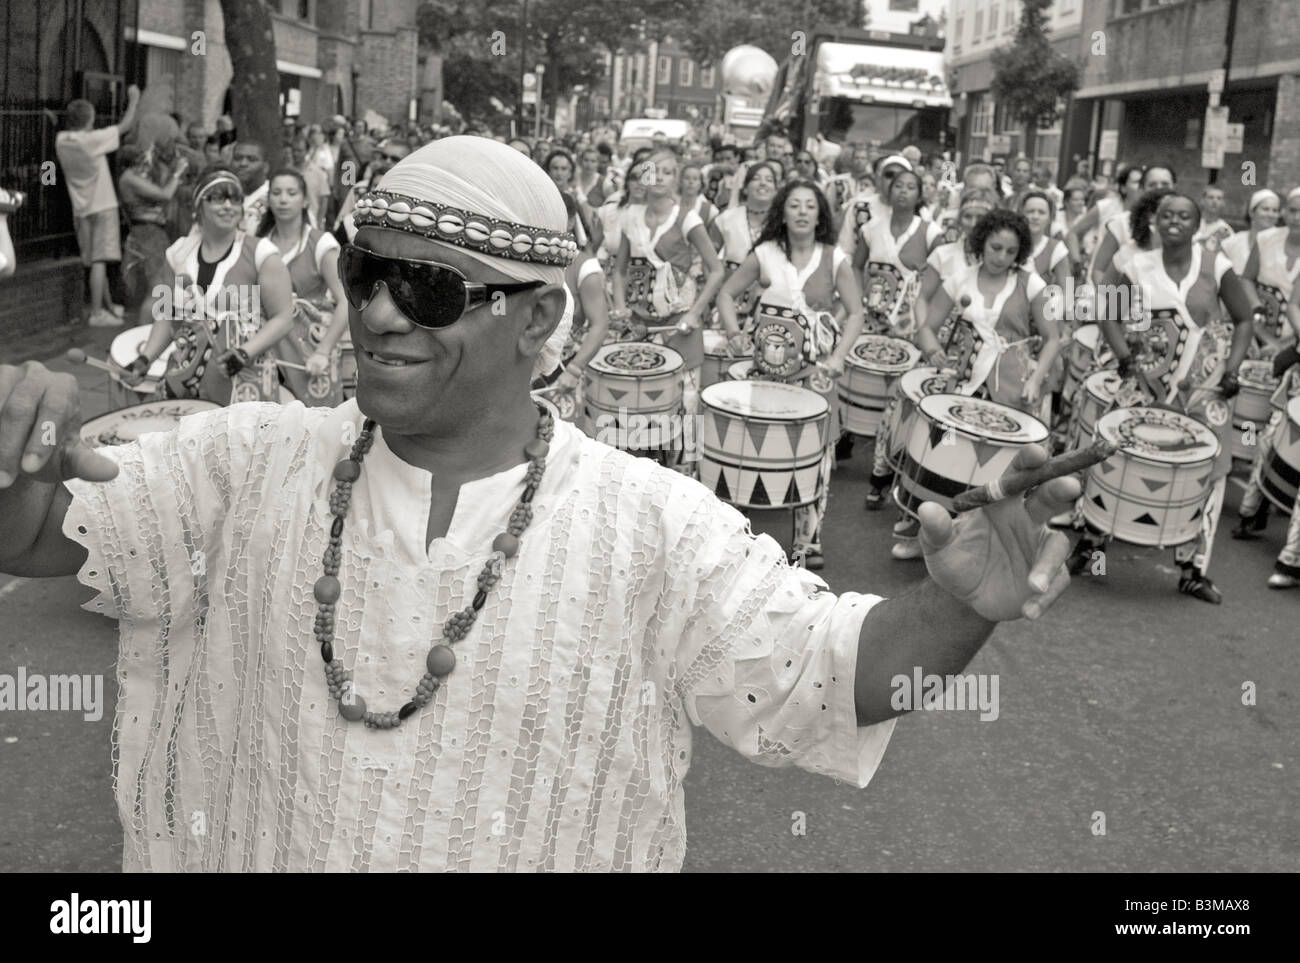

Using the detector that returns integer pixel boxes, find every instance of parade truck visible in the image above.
[761,25,952,158]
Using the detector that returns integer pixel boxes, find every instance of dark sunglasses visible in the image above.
[337,244,544,329]
[203,188,243,205]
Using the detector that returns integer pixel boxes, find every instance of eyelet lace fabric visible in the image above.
[62,398,895,872]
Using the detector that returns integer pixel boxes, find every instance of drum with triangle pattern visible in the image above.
[698,380,830,509]
[1080,406,1219,547]
[895,394,1048,518]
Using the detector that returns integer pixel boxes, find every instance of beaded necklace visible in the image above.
[313,404,555,729]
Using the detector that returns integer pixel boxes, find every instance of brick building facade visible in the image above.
[1074,0,1300,220]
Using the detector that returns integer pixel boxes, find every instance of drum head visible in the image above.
[1096,406,1219,464]
[109,324,175,379]
[80,400,221,447]
[918,394,1049,445]
[846,334,921,374]
[727,359,754,381]
[1073,324,1099,350]
[899,365,952,402]
[1289,396,1300,424]
[590,342,684,376]
[702,379,829,420]
[1238,359,1279,391]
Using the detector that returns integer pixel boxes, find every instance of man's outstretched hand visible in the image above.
[0,362,120,489]
[918,444,1079,623]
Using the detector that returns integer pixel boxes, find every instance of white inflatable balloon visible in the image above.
[721,45,779,102]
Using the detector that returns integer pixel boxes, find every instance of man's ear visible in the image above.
[516,283,567,361]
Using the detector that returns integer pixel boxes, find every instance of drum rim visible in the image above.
[1095,405,1220,466]
[917,393,1049,446]
[845,334,922,373]
[700,379,830,420]
[81,399,222,440]
[590,342,685,375]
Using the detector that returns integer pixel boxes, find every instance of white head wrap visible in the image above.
[1248,188,1280,214]
[370,136,571,379]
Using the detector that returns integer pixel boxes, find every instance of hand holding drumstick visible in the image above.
[919,442,1094,623]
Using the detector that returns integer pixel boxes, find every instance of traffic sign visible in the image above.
[1098,130,1119,162]
[522,72,537,106]
[1202,105,1229,169]
[1224,122,1244,154]
[1208,69,1226,95]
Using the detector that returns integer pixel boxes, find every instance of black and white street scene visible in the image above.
[0,0,1295,891]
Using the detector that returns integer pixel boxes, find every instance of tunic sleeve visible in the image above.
[669,494,895,787]
[60,402,284,624]
[313,231,340,274]
[1211,251,1233,285]
[681,208,704,237]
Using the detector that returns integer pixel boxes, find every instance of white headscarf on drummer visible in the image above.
[375,136,572,381]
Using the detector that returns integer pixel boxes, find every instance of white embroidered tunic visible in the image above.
[63,399,893,872]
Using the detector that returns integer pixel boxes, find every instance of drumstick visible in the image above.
[65,348,117,374]
[274,359,309,371]
[950,438,1118,512]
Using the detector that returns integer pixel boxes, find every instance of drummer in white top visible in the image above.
[1088,164,1175,287]
[708,162,779,329]
[836,155,913,256]
[861,187,998,505]
[853,169,943,339]
[1238,186,1300,357]
[1070,192,1256,603]
[1220,189,1280,276]
[716,178,863,570]
[1065,163,1142,280]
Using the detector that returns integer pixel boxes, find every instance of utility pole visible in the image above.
[1208,0,1238,186]
[535,64,546,139]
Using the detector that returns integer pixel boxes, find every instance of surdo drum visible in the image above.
[702,329,741,389]
[883,365,953,473]
[1232,360,1279,461]
[698,380,830,509]
[584,342,685,454]
[839,334,921,437]
[1261,397,1300,513]
[1080,406,1219,547]
[895,394,1048,517]
[80,399,221,448]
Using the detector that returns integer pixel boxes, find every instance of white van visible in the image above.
[619,118,691,152]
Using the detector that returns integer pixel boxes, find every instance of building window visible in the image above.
[989,3,1000,38]
[969,94,993,137]
[974,9,984,39]
[700,64,715,88]
[679,59,694,87]
[954,13,964,53]
[658,56,671,85]
[297,0,310,20]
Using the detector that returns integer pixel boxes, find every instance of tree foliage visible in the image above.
[990,0,1080,134]
[666,0,865,68]
[416,0,691,128]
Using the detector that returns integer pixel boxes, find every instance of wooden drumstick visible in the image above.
[274,359,309,371]
[66,347,118,374]
[950,438,1118,512]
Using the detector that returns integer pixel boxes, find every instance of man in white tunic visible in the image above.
[0,138,1077,872]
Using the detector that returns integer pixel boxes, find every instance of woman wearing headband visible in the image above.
[258,167,350,406]
[1065,162,1142,275]
[120,167,296,404]
[1220,189,1280,275]
[1238,186,1300,355]
[708,161,779,333]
